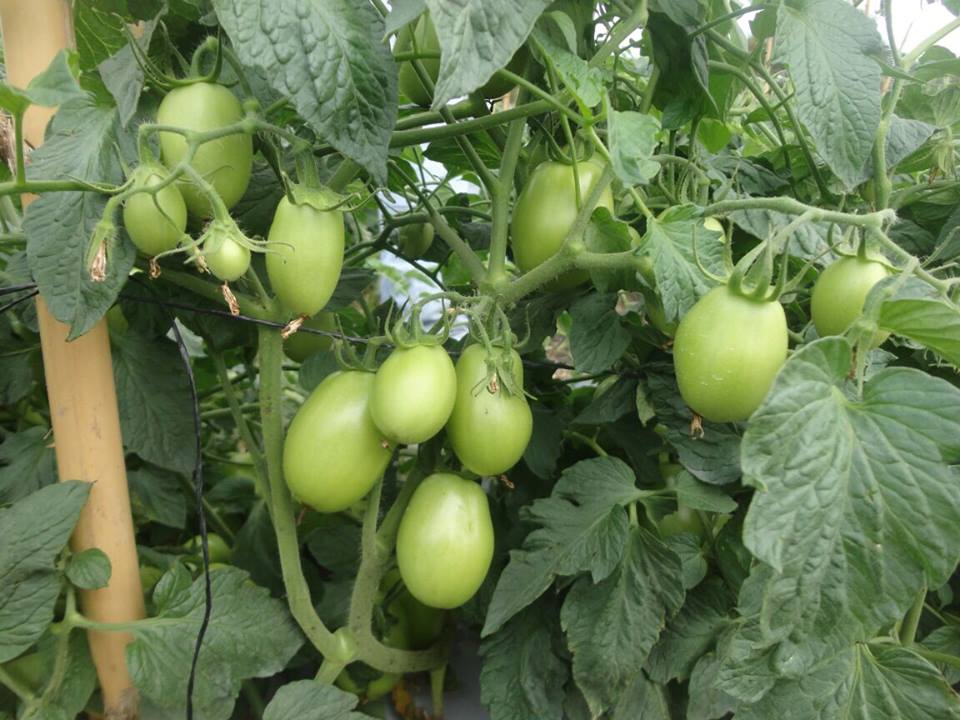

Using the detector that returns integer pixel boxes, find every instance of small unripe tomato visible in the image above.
[283,312,336,363]
[398,222,435,257]
[201,222,251,282]
[122,165,187,256]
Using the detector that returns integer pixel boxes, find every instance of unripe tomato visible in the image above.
[395,14,526,106]
[398,222,434,257]
[510,159,614,288]
[379,568,446,649]
[658,506,706,540]
[811,255,891,342]
[183,532,231,563]
[283,371,391,513]
[157,82,253,216]
[201,223,251,282]
[283,312,336,363]
[122,165,187,256]
[336,617,407,701]
[396,473,494,608]
[673,285,788,423]
[370,344,457,444]
[446,344,533,476]
[266,197,345,317]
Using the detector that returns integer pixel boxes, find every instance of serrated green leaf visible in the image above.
[523,405,566,480]
[569,293,631,373]
[25,98,135,338]
[99,19,158,128]
[880,297,960,366]
[674,472,738,513]
[262,680,368,720]
[384,0,427,37]
[607,110,661,185]
[74,0,130,69]
[128,466,187,529]
[0,427,56,504]
[479,600,567,720]
[305,515,362,579]
[774,0,884,187]
[687,652,739,720]
[14,631,97,720]
[584,209,636,293]
[646,577,734,683]
[741,337,960,648]
[609,671,671,720]
[425,0,550,108]
[921,625,960,685]
[0,50,85,114]
[113,332,195,476]
[482,456,642,636]
[531,28,604,109]
[574,377,637,425]
[728,194,833,259]
[127,567,303,720]
[0,482,90,662]
[737,643,960,720]
[664,532,708,589]
[66,548,111,590]
[561,527,684,715]
[640,211,725,323]
[213,0,397,183]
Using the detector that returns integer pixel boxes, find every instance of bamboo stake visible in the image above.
[0,2,145,717]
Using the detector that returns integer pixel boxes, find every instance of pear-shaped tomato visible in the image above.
[446,344,532,476]
[398,222,434,257]
[201,222,251,282]
[811,255,891,342]
[510,159,614,288]
[673,285,788,423]
[122,165,187,256]
[396,473,494,608]
[370,344,457,444]
[157,82,253,217]
[283,371,391,512]
[266,196,345,317]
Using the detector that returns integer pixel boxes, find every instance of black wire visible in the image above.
[0,282,37,297]
[129,279,210,720]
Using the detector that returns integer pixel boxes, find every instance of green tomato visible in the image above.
[510,159,614,288]
[446,344,532,476]
[370,343,457,445]
[183,532,232,563]
[157,82,253,217]
[283,312,336,363]
[266,196,345,317]
[379,568,446,649]
[395,14,526,106]
[811,255,891,343]
[202,223,251,282]
[122,165,187,256]
[139,565,164,595]
[336,618,406,701]
[283,371,392,513]
[673,285,788,423]
[398,222,435,257]
[658,506,705,540]
[396,473,494,609]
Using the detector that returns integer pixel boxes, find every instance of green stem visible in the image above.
[901,15,960,67]
[0,666,36,705]
[589,0,648,68]
[487,116,526,283]
[430,665,447,719]
[389,100,553,148]
[688,3,771,38]
[703,197,893,230]
[13,111,25,185]
[137,262,267,318]
[327,158,361,193]
[913,647,960,671]
[316,658,348,685]
[257,326,337,652]
[899,585,927,645]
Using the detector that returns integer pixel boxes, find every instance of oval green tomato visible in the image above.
[510,159,614,288]
[446,344,532,476]
[122,165,187,256]
[396,473,494,609]
[183,532,231,563]
[202,226,250,282]
[396,14,525,106]
[283,371,391,513]
[157,82,253,217]
[283,312,336,363]
[398,222,434,257]
[811,255,891,342]
[673,285,788,423]
[658,506,706,540]
[266,196,345,317]
[370,344,457,444]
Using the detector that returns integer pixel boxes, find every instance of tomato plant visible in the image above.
[3,2,960,720]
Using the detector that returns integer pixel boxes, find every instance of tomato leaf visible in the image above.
[127,567,303,720]
[561,527,684,716]
[728,194,834,259]
[424,0,550,108]
[880,297,960,367]
[568,293,631,373]
[65,548,112,590]
[639,210,725,324]
[482,456,643,636]
[737,337,960,659]
[112,331,196,476]
[607,110,661,186]
[687,651,739,720]
[530,28,604,110]
[127,466,188,529]
[734,643,960,719]
[0,482,90,663]
[573,377,637,425]
[774,0,884,187]
[99,18,159,128]
[74,0,130,69]
[674,472,738,513]
[479,599,568,720]
[608,671,671,720]
[262,680,369,720]
[646,577,734,683]
[213,0,397,183]
[383,0,426,37]
[0,427,57,504]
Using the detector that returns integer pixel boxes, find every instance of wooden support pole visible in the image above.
[0,2,145,717]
